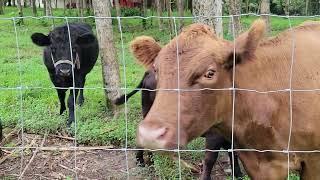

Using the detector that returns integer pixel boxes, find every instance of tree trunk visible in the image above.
[45,0,55,27]
[82,0,88,15]
[246,0,249,13]
[260,0,270,35]
[31,0,37,16]
[45,0,52,16]
[55,0,57,9]
[167,0,173,36]
[42,0,46,15]
[193,0,223,37]
[86,0,91,15]
[188,0,192,13]
[92,0,121,116]
[63,0,66,14]
[16,0,24,25]
[114,0,120,17]
[68,0,72,15]
[8,0,12,6]
[155,0,163,30]
[89,0,93,11]
[177,0,184,31]
[77,0,83,21]
[0,0,4,15]
[305,0,309,15]
[228,0,242,37]
[13,0,16,6]
[283,0,289,16]
[142,0,147,29]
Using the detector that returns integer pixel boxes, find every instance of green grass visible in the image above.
[0,6,315,179]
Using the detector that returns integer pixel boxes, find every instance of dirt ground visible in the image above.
[0,132,236,180]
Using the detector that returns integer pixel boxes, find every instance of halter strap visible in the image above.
[51,52,81,70]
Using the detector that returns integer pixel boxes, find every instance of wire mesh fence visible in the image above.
[0,12,320,179]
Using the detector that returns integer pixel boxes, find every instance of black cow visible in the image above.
[31,23,99,127]
[114,70,243,179]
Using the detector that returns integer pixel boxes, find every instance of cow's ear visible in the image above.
[223,19,265,70]
[76,33,96,46]
[130,36,161,69]
[31,33,51,46]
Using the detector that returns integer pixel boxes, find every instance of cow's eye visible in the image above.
[204,69,216,79]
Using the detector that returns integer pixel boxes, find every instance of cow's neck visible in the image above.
[220,45,292,149]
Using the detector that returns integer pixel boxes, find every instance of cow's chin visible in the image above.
[138,140,187,150]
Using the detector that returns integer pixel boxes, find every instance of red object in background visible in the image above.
[116,0,141,8]
[66,2,77,9]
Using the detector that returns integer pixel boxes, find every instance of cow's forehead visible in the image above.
[157,36,218,68]
[49,29,77,44]
[50,26,73,38]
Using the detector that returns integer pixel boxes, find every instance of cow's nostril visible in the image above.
[60,69,70,74]
[150,127,167,140]
[138,124,168,147]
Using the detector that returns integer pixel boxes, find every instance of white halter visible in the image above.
[51,52,81,70]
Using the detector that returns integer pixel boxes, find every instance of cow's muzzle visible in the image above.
[137,120,188,150]
[51,52,81,70]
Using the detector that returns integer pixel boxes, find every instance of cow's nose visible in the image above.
[138,123,168,149]
[137,120,185,149]
[139,124,167,141]
[60,69,71,76]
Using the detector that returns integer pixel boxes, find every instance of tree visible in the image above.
[245,0,249,13]
[85,0,91,15]
[187,0,192,13]
[177,0,184,30]
[260,0,270,35]
[305,0,309,15]
[77,0,84,21]
[167,0,173,36]
[228,0,242,37]
[92,0,121,116]
[45,0,52,16]
[42,0,46,15]
[155,0,163,30]
[67,0,72,15]
[142,0,147,29]
[114,0,121,17]
[283,0,289,15]
[0,0,4,15]
[193,0,223,37]
[31,0,37,16]
[63,0,66,14]
[17,0,24,25]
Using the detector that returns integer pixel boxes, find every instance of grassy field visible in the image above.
[0,6,317,179]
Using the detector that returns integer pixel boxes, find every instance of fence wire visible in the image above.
[0,13,320,179]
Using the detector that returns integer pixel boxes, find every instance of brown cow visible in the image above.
[130,20,320,179]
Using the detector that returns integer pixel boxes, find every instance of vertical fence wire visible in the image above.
[12,16,25,177]
[65,17,78,178]
[286,15,296,180]
[173,17,182,179]
[231,15,236,180]
[117,16,130,179]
